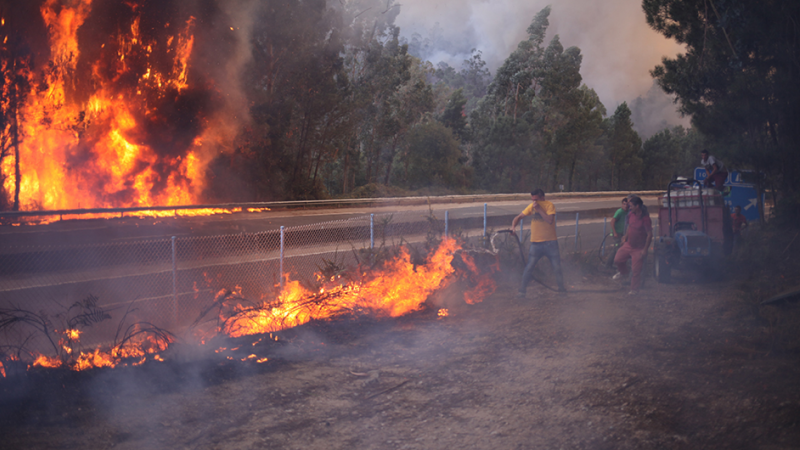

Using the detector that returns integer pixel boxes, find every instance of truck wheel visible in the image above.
[655,255,671,283]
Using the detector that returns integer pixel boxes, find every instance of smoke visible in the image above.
[629,81,691,139]
[394,0,688,131]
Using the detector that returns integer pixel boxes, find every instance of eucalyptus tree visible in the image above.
[640,125,706,190]
[470,6,599,192]
[235,0,350,199]
[604,103,643,190]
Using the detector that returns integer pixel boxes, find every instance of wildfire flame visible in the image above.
[28,324,172,372]
[1,240,497,377]
[1,0,231,217]
[222,239,468,338]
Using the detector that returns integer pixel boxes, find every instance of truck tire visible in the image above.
[655,254,671,283]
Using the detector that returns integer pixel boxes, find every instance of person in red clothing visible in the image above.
[613,196,653,294]
[731,205,748,248]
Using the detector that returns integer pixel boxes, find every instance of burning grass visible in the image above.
[0,239,498,378]
[0,294,175,377]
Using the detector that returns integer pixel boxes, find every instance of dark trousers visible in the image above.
[519,240,565,293]
[704,171,728,191]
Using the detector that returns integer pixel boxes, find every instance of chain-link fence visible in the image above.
[0,205,614,354]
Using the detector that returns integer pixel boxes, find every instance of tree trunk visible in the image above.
[12,89,20,211]
[383,135,399,185]
[365,126,376,183]
[568,155,578,192]
[342,152,349,194]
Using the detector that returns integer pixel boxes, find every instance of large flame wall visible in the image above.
[1,0,246,211]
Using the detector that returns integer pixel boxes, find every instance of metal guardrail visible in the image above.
[0,198,647,355]
[0,191,663,221]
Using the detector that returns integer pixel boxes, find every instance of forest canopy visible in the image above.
[1,0,797,209]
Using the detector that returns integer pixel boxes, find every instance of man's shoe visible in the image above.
[627,290,639,295]
[612,272,623,281]
[516,291,526,298]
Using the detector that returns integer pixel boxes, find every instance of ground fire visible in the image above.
[0,0,244,219]
[0,239,497,376]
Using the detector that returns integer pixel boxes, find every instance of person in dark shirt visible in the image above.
[613,196,653,294]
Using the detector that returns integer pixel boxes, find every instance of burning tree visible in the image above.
[0,11,34,211]
[0,0,249,212]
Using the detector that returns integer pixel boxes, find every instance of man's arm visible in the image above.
[511,212,525,230]
[539,211,555,224]
[536,202,556,225]
[610,216,619,237]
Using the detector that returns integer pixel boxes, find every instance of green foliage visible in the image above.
[469,7,619,193]
[604,103,643,190]
[439,89,468,142]
[402,121,471,190]
[429,49,492,114]
[640,126,705,189]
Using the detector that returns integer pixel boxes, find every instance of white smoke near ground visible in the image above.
[394,0,690,133]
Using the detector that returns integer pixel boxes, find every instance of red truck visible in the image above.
[654,179,732,283]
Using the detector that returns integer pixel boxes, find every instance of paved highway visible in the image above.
[0,195,659,248]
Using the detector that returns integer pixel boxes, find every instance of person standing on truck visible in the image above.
[512,189,567,296]
[701,150,728,191]
[606,197,629,269]
[613,196,653,294]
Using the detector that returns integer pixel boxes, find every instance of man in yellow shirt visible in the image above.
[511,189,566,296]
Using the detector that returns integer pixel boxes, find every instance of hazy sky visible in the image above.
[394,0,686,121]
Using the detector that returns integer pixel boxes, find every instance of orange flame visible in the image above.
[222,239,480,338]
[30,326,172,372]
[1,0,218,215]
[15,241,497,374]
[459,252,498,304]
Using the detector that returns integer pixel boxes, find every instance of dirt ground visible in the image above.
[2,253,800,450]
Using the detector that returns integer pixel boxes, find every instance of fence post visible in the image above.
[602,217,607,257]
[574,213,580,252]
[445,210,449,238]
[171,236,177,326]
[483,203,487,237]
[370,214,374,249]
[279,226,285,290]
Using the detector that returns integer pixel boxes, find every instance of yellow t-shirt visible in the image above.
[521,200,557,242]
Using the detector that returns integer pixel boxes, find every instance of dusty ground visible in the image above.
[2,253,800,450]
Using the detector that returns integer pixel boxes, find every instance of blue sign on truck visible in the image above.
[693,167,761,222]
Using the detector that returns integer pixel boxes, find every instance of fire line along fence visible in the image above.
[0,206,606,352]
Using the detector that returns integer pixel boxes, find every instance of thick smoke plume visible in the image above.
[395,0,689,131]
